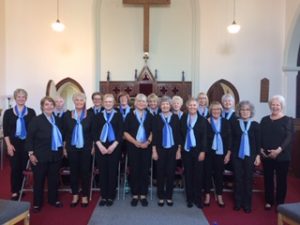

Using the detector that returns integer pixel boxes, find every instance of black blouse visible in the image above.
[152,113,181,149]
[207,117,232,155]
[260,116,294,161]
[232,120,260,159]
[92,110,123,145]
[180,113,207,153]
[25,114,63,163]
[3,107,36,142]
[63,110,94,151]
[124,110,153,142]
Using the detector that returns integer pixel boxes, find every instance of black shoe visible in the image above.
[187,202,193,208]
[234,205,241,211]
[140,198,148,207]
[166,200,173,206]
[158,200,164,207]
[194,202,203,209]
[81,202,89,208]
[218,202,225,208]
[244,208,252,213]
[52,201,63,208]
[106,199,113,207]
[11,193,19,201]
[32,206,41,213]
[264,203,272,210]
[70,201,79,208]
[99,199,107,206]
[131,198,138,207]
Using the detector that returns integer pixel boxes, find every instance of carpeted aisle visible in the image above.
[88,192,209,225]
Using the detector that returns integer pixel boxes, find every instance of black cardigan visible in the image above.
[25,114,63,163]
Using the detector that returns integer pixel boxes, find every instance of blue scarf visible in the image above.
[54,110,64,118]
[47,115,63,151]
[149,108,158,116]
[71,110,85,148]
[198,107,208,117]
[120,105,130,121]
[93,107,101,115]
[160,113,174,149]
[135,110,147,143]
[100,110,116,143]
[15,105,28,140]
[184,114,197,151]
[238,119,252,159]
[222,109,234,120]
[175,111,183,119]
[211,117,223,155]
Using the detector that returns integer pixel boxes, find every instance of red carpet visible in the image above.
[1,155,300,225]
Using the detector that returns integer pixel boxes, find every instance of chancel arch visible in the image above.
[46,77,85,110]
[207,79,239,105]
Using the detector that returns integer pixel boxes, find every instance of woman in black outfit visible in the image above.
[63,93,93,208]
[232,101,261,213]
[260,95,294,210]
[94,94,123,207]
[87,92,103,115]
[152,96,181,207]
[124,93,153,207]
[26,96,64,213]
[180,98,207,208]
[3,88,36,200]
[203,101,231,208]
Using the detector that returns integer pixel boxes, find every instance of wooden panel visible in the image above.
[260,78,269,102]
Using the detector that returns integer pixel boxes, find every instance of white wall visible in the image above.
[1,0,299,120]
[4,0,95,112]
[0,0,5,110]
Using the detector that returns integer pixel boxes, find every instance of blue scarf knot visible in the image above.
[160,113,175,149]
[222,109,234,120]
[15,106,28,140]
[120,106,130,121]
[238,119,252,159]
[48,115,63,151]
[100,110,116,143]
[135,110,147,143]
[198,107,208,117]
[184,114,197,151]
[93,107,101,115]
[71,110,85,148]
[211,117,224,155]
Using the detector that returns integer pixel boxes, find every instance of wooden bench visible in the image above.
[278,202,300,225]
[0,199,30,225]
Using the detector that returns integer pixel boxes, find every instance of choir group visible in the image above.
[3,88,293,214]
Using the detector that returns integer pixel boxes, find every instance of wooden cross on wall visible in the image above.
[123,0,171,53]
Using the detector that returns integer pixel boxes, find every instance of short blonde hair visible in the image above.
[72,92,86,102]
[147,93,159,102]
[197,92,209,106]
[13,89,28,99]
[186,97,198,108]
[268,95,285,110]
[172,95,183,106]
[209,101,223,114]
[135,93,147,106]
[103,93,115,103]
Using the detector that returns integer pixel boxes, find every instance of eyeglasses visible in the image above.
[240,108,251,111]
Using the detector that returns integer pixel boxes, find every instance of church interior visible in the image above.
[0,0,300,225]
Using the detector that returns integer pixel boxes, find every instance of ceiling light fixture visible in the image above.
[51,0,65,32]
[227,0,240,34]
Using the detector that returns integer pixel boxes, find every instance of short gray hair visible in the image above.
[221,94,235,105]
[235,100,255,118]
[160,95,172,105]
[72,92,86,102]
[13,88,28,99]
[172,95,183,106]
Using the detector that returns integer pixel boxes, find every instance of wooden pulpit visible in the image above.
[100,65,192,103]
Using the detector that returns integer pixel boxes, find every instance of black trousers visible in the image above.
[32,160,61,207]
[128,146,151,196]
[262,159,289,205]
[9,140,28,194]
[156,147,177,200]
[233,156,255,209]
[182,149,204,204]
[68,149,92,197]
[96,147,121,200]
[204,151,224,195]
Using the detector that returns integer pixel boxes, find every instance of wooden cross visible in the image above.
[123,0,171,53]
